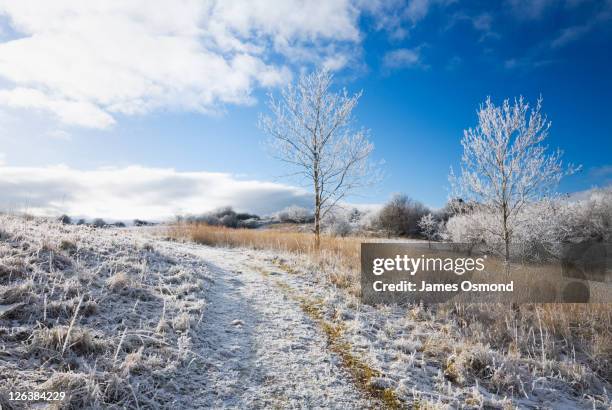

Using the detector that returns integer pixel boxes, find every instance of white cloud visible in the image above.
[361,0,454,39]
[383,47,423,69]
[507,0,554,20]
[504,57,553,70]
[551,3,612,48]
[0,87,115,128]
[444,11,497,42]
[0,164,313,220]
[551,24,590,48]
[405,0,434,23]
[471,13,493,32]
[590,165,612,178]
[0,1,365,129]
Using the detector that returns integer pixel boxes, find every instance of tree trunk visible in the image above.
[314,203,321,251]
[502,203,511,275]
[503,209,510,262]
[504,237,510,262]
[313,154,321,252]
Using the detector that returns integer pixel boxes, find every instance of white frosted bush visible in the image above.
[445,187,612,260]
[274,205,313,223]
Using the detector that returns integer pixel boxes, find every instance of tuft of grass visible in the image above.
[0,259,28,284]
[121,347,145,376]
[38,372,125,408]
[59,239,77,254]
[30,325,108,355]
[106,272,130,292]
[172,312,191,332]
[0,229,10,241]
[0,280,34,304]
[0,390,17,410]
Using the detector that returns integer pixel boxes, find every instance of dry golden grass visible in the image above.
[167,223,364,268]
[166,223,375,296]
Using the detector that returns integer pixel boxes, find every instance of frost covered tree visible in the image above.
[450,96,578,262]
[260,69,377,249]
[418,213,437,248]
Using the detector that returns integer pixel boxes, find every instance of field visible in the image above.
[0,216,610,409]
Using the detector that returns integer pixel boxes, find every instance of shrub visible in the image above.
[92,218,106,228]
[435,198,476,222]
[236,212,260,221]
[328,219,352,237]
[322,207,370,237]
[375,194,429,237]
[219,213,239,228]
[58,214,72,225]
[418,213,439,244]
[133,219,151,226]
[444,213,486,244]
[274,205,314,223]
[183,207,261,229]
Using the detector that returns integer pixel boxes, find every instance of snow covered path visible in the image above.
[159,241,376,409]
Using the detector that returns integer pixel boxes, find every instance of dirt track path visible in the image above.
[160,242,375,409]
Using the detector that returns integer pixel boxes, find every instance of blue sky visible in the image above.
[0,0,610,219]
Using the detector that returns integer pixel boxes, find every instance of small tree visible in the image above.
[418,213,437,248]
[260,69,377,249]
[450,96,578,262]
[377,194,428,237]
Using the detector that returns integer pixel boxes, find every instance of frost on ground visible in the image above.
[167,244,374,409]
[160,242,611,410]
[0,215,210,409]
[0,215,373,409]
[2,215,610,409]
